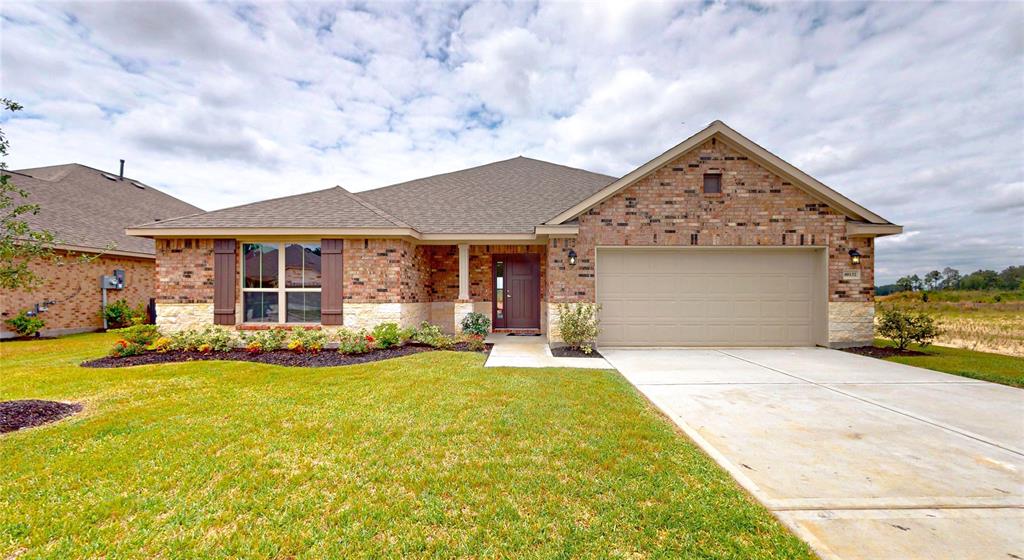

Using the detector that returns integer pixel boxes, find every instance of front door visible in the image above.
[492,254,540,329]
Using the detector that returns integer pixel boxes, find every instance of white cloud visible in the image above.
[1,0,1022,283]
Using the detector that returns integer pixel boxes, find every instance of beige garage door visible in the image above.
[596,248,825,346]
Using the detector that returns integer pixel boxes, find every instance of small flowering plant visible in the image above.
[246,341,263,354]
[198,343,213,354]
[460,333,486,352]
[150,337,173,353]
[337,328,375,354]
[110,338,145,357]
[290,328,329,353]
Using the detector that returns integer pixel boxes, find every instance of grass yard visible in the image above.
[877,290,1024,357]
[0,333,812,559]
[872,338,1024,388]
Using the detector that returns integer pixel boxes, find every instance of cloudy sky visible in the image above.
[2,1,1022,283]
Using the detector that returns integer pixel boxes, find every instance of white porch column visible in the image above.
[458,243,470,301]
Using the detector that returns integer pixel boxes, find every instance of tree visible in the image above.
[997,265,1024,291]
[959,269,999,290]
[940,267,961,290]
[895,276,914,292]
[923,270,941,291]
[876,307,940,351]
[0,98,56,290]
[909,274,923,292]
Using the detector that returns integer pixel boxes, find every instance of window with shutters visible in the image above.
[241,242,322,323]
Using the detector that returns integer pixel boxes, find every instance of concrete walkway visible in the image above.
[603,347,1024,560]
[483,333,613,369]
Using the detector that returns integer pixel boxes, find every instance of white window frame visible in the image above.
[240,242,322,324]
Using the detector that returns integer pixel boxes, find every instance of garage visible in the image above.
[596,248,827,346]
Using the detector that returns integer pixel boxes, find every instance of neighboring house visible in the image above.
[1,163,202,338]
[127,121,902,347]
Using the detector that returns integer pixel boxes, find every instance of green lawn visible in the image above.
[873,338,1024,388]
[0,333,811,559]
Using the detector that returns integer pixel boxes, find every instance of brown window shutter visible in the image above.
[321,239,344,325]
[213,239,237,325]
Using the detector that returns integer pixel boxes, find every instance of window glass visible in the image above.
[703,173,722,194]
[495,261,504,320]
[243,243,279,288]
[285,243,322,288]
[286,292,322,323]
[243,292,279,322]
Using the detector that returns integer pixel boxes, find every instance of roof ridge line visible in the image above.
[514,155,617,181]
[333,186,414,229]
[128,185,342,229]
[358,156,527,195]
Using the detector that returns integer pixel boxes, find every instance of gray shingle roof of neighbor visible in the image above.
[357,156,617,234]
[9,163,202,255]
[134,185,409,230]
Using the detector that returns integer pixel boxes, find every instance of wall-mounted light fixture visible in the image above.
[568,249,577,267]
[848,249,861,265]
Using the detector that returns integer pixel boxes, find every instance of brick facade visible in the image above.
[155,238,215,304]
[2,250,154,337]
[547,138,873,305]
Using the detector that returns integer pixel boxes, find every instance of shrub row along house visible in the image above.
[127,121,901,347]
[1,164,201,338]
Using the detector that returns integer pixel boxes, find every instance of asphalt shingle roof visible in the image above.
[129,156,616,235]
[358,157,616,234]
[10,163,202,255]
[135,186,407,230]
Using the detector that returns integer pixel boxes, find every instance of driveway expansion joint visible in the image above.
[715,349,1024,457]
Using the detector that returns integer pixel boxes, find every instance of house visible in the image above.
[1,163,202,338]
[126,121,902,347]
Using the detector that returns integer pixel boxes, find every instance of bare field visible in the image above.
[877,291,1024,357]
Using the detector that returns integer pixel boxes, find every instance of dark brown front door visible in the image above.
[492,254,540,329]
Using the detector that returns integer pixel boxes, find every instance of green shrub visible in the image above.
[337,328,375,354]
[289,328,329,353]
[110,324,160,346]
[460,312,490,336]
[172,326,238,352]
[4,310,45,337]
[556,303,602,354]
[102,299,147,329]
[239,328,287,353]
[459,333,486,352]
[371,322,403,349]
[876,307,941,351]
[411,322,446,346]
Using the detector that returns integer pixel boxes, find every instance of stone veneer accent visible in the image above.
[546,138,876,345]
[155,302,214,333]
[342,302,430,330]
[827,301,875,347]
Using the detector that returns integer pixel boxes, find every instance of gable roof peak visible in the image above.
[545,119,896,227]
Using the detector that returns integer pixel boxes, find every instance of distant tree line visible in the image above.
[876,265,1024,295]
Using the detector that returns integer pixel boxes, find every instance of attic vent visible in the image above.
[131,181,145,189]
[102,173,118,181]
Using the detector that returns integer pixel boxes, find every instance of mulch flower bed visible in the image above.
[840,345,928,359]
[1,400,82,434]
[81,342,488,369]
[550,346,604,359]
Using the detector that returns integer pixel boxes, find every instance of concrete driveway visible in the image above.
[602,347,1024,560]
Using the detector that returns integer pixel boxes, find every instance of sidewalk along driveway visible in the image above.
[602,347,1024,560]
